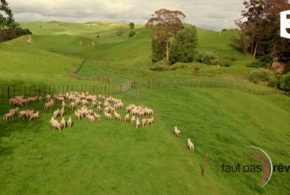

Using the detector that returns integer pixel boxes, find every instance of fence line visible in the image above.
[0,80,139,99]
[135,79,289,96]
[0,79,287,99]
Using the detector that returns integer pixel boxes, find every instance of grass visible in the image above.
[0,21,289,194]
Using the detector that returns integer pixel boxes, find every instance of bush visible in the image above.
[198,52,220,65]
[197,52,233,67]
[278,73,290,91]
[149,64,169,71]
[129,22,135,29]
[116,30,123,37]
[151,40,166,63]
[169,26,198,64]
[129,31,136,38]
[0,28,32,42]
[219,58,232,67]
[247,61,266,68]
[248,69,277,87]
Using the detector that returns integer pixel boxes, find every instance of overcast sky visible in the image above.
[7,0,245,31]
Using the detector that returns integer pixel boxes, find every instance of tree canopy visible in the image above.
[236,0,289,68]
[169,26,198,64]
[146,9,185,61]
[0,0,18,28]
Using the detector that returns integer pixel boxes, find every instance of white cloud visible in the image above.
[8,0,244,30]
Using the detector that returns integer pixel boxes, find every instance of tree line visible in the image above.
[236,0,290,70]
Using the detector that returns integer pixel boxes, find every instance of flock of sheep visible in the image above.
[3,92,194,152]
[3,92,155,131]
[3,96,40,121]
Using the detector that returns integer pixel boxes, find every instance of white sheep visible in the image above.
[131,116,135,125]
[67,117,72,128]
[125,114,130,123]
[60,117,66,129]
[142,119,148,127]
[70,102,76,110]
[87,115,95,123]
[136,118,140,129]
[104,112,112,120]
[174,126,181,137]
[94,113,101,122]
[29,111,39,121]
[114,111,121,121]
[187,138,194,151]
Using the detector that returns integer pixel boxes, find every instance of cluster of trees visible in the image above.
[146,9,197,64]
[129,22,136,37]
[0,0,18,28]
[236,0,290,70]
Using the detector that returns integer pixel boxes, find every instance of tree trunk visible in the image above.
[253,42,258,58]
[166,41,169,61]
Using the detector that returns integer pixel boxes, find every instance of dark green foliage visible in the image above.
[0,28,31,42]
[0,0,18,28]
[247,60,267,68]
[129,31,136,38]
[248,68,277,87]
[129,22,134,29]
[116,30,123,37]
[197,52,220,65]
[278,73,290,91]
[151,40,166,63]
[236,0,289,64]
[169,26,198,64]
[197,52,233,67]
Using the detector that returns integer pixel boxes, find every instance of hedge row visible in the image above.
[0,28,32,42]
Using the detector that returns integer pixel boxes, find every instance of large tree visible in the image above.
[236,0,289,64]
[0,0,18,28]
[169,26,198,64]
[146,9,185,61]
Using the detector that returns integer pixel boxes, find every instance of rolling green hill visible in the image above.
[0,22,289,195]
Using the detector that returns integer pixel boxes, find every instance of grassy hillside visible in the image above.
[0,22,289,194]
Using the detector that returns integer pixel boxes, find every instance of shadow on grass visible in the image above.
[0,98,48,157]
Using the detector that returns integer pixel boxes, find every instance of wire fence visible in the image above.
[135,79,289,96]
[0,80,140,99]
[1,78,288,100]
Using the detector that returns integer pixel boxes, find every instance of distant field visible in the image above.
[0,22,289,194]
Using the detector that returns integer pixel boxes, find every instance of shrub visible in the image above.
[247,61,266,68]
[278,73,290,91]
[129,31,136,38]
[198,52,220,65]
[197,52,233,67]
[0,28,32,42]
[248,69,277,87]
[129,22,135,29]
[169,26,198,64]
[116,30,123,37]
[219,58,232,67]
[149,64,169,71]
[151,40,166,63]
